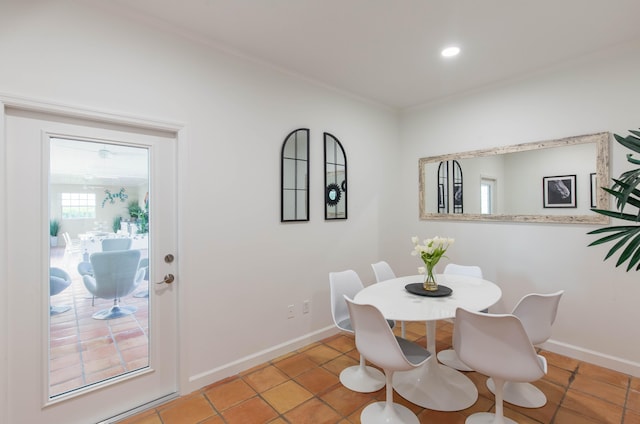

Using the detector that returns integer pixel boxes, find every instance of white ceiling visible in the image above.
[106,0,640,109]
[50,138,148,187]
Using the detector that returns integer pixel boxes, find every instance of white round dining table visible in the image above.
[354,273,502,411]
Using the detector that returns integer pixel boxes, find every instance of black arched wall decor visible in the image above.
[453,160,463,214]
[324,132,347,220]
[281,128,309,222]
[436,160,463,214]
[437,161,448,214]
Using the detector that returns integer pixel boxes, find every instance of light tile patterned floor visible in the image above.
[117,321,640,424]
[49,247,149,397]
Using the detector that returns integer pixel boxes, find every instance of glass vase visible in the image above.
[423,264,438,291]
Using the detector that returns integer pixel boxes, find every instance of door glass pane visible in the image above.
[48,138,149,398]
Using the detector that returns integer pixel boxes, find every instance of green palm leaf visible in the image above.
[629,245,640,271]
[589,127,640,271]
[590,210,640,222]
[614,132,640,153]
[608,178,640,210]
[617,232,640,270]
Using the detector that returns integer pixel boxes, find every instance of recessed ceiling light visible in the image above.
[441,46,460,58]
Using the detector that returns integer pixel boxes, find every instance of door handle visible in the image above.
[155,274,175,285]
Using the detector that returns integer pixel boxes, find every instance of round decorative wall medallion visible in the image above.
[326,183,342,206]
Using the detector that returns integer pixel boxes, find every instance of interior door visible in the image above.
[4,103,178,423]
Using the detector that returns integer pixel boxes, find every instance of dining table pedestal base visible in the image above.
[392,358,478,411]
[353,275,502,412]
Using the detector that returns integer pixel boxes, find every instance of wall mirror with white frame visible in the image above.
[419,132,610,224]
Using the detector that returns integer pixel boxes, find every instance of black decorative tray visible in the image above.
[405,283,453,297]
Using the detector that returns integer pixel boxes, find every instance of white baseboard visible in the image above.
[183,330,639,396]
[542,339,640,377]
[184,325,338,394]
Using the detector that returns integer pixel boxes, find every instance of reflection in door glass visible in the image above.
[48,138,149,398]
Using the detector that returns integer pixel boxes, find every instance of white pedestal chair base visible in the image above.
[486,378,547,408]
[361,401,419,424]
[339,359,385,393]
[133,289,149,298]
[437,349,474,371]
[50,305,71,315]
[92,304,137,320]
[466,412,517,424]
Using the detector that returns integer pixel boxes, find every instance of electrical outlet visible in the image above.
[287,304,295,319]
[303,300,310,314]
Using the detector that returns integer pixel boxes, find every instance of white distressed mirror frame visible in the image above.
[418,132,610,224]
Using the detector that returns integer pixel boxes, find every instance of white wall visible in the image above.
[0,0,399,396]
[395,40,640,375]
[503,143,594,215]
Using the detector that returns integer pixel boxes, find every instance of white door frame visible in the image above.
[0,93,187,423]
[0,100,9,424]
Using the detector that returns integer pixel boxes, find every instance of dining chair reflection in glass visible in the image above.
[101,237,132,251]
[133,258,150,298]
[62,232,83,259]
[82,249,145,320]
[49,267,72,315]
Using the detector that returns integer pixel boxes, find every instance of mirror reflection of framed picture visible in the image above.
[453,182,463,214]
[543,175,576,208]
[590,173,597,208]
[453,183,462,207]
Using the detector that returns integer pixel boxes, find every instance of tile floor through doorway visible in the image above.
[49,246,149,397]
[117,320,640,424]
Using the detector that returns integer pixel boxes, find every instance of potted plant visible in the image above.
[137,201,149,234]
[127,200,143,221]
[112,216,122,233]
[49,219,60,247]
[588,127,640,270]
